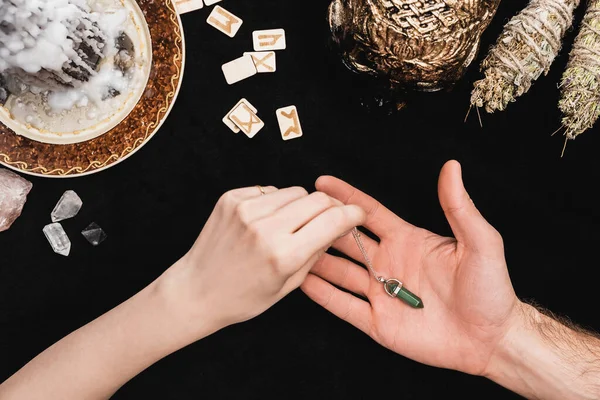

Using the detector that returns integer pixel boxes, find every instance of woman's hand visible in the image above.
[160,185,366,337]
[0,184,365,400]
[302,161,520,376]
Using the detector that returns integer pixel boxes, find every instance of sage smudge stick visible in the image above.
[471,0,580,113]
[559,0,600,140]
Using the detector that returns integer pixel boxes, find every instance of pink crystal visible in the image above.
[0,168,33,232]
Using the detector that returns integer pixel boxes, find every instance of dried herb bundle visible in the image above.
[559,0,600,139]
[471,0,580,113]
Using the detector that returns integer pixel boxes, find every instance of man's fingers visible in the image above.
[301,274,372,335]
[310,254,370,298]
[315,176,414,239]
[437,161,504,255]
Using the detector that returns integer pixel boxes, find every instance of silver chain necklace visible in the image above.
[351,228,424,309]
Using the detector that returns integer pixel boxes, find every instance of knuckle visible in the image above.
[219,190,240,209]
[489,228,504,248]
[339,262,350,287]
[343,188,358,204]
[443,204,465,216]
[325,206,346,226]
[247,220,267,240]
[290,186,309,197]
[322,288,335,308]
[234,202,252,225]
[311,191,333,207]
[367,200,381,218]
[267,246,291,275]
[341,297,355,321]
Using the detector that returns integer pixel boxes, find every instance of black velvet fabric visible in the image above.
[2,1,599,399]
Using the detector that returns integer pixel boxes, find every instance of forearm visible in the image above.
[0,262,219,400]
[485,302,600,400]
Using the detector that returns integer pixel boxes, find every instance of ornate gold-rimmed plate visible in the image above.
[0,0,185,178]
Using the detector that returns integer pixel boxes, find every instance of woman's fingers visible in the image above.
[301,274,372,335]
[224,185,278,202]
[269,191,338,233]
[316,176,415,239]
[237,186,308,223]
[331,229,379,266]
[293,204,366,257]
[309,254,370,297]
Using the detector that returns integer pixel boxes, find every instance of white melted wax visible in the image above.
[0,0,150,136]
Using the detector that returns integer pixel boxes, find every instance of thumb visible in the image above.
[438,160,503,253]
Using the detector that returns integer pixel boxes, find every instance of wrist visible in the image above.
[484,301,600,400]
[483,301,539,394]
[484,301,555,399]
[0,260,226,400]
[153,257,224,345]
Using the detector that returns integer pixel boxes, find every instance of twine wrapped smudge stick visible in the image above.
[559,0,600,140]
[471,0,580,113]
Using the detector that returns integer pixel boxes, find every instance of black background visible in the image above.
[2,1,600,399]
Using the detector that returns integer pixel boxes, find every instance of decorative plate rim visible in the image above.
[0,0,186,179]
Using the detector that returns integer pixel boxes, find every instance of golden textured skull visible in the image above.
[328,0,501,92]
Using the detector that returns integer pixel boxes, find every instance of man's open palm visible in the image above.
[302,161,521,376]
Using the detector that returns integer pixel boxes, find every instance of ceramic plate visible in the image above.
[0,0,185,178]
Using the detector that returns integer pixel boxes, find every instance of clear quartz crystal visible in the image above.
[51,190,83,222]
[81,222,107,246]
[43,222,71,256]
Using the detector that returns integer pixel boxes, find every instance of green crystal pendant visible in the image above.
[384,279,424,309]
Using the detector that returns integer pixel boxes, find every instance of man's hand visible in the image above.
[302,160,519,374]
[302,160,600,399]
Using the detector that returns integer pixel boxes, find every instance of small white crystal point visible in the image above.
[51,190,83,222]
[43,222,71,256]
[57,245,71,257]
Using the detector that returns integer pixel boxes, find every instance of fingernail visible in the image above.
[348,205,366,221]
